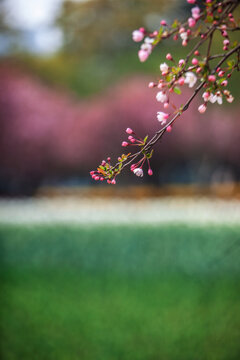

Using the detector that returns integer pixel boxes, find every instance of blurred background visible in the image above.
[0,1,240,359]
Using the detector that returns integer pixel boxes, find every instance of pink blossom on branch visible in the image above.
[92,0,239,184]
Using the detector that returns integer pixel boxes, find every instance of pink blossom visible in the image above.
[166,126,172,132]
[226,95,234,103]
[157,111,169,124]
[192,6,200,20]
[223,39,230,46]
[133,168,143,177]
[188,17,196,27]
[202,92,210,102]
[122,141,128,147]
[180,32,188,41]
[185,72,197,88]
[132,30,144,42]
[198,104,207,114]
[148,169,153,176]
[156,91,168,103]
[111,179,116,185]
[138,50,149,62]
[218,70,225,77]
[160,62,169,73]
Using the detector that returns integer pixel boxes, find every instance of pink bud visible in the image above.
[179,27,185,34]
[163,102,169,109]
[192,58,198,65]
[196,67,202,73]
[198,104,207,114]
[139,27,145,33]
[178,77,185,86]
[107,157,111,162]
[194,50,200,56]
[132,30,144,42]
[178,59,185,66]
[182,40,188,47]
[221,80,228,86]
[188,17,196,28]
[100,177,104,181]
[223,39,229,46]
[152,31,158,36]
[173,34,178,41]
[94,176,100,181]
[101,160,106,166]
[111,179,116,185]
[126,128,133,134]
[122,141,128,147]
[160,20,167,26]
[166,126,172,132]
[148,169,153,176]
[218,70,225,77]
[148,82,155,88]
[166,53,173,61]
[187,0,196,3]
[90,171,95,175]
[222,30,228,37]
[138,50,149,62]
[107,179,111,184]
[128,136,135,143]
[208,75,216,82]
[223,46,228,51]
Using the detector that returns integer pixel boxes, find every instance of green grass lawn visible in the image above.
[0,224,240,360]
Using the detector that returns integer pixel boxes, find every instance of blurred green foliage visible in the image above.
[1,224,240,360]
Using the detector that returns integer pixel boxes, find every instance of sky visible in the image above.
[3,0,86,53]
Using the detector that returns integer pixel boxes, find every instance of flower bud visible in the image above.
[126,128,133,134]
[198,104,207,113]
[122,141,128,147]
[208,75,216,82]
[148,82,155,88]
[138,50,149,62]
[166,53,173,61]
[132,30,144,42]
[148,169,153,176]
[188,17,196,28]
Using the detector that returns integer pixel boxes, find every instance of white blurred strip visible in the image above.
[0,197,240,225]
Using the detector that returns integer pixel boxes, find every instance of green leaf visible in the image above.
[173,86,181,95]
[143,135,148,144]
